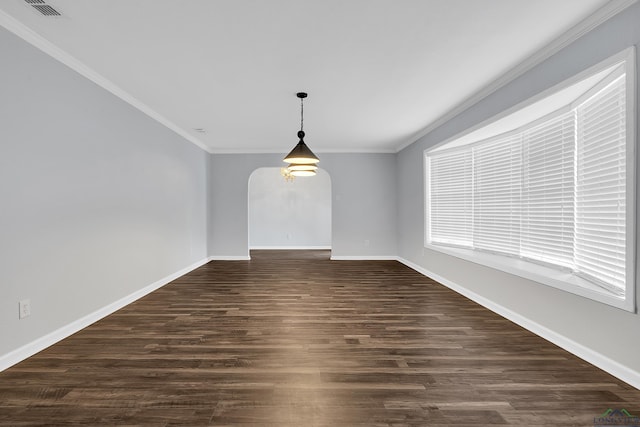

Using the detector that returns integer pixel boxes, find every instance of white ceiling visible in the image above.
[0,0,627,154]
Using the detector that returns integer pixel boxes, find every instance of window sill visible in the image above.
[424,243,634,312]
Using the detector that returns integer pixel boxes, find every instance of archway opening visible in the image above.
[248,167,331,253]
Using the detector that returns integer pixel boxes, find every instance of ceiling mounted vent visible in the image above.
[24,0,61,16]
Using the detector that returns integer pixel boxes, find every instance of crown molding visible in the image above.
[3,0,635,157]
[0,9,213,154]
[208,147,396,154]
[395,0,639,153]
[315,148,397,154]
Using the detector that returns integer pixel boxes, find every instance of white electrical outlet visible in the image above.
[19,299,31,319]
[364,239,370,247]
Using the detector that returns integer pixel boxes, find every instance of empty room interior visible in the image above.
[2,0,640,425]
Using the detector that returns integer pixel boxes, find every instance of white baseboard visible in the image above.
[0,257,209,372]
[6,254,637,390]
[330,255,397,260]
[397,257,640,390]
[208,255,251,261]
[250,246,332,250]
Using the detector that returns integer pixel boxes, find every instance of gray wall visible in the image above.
[249,167,331,248]
[209,153,397,258]
[397,3,640,375]
[0,27,208,358]
[6,0,637,386]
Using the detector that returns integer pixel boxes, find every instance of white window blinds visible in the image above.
[521,112,576,268]
[426,68,629,295]
[473,135,522,255]
[428,150,472,247]
[575,76,627,294]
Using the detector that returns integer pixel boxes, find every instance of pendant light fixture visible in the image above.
[283,92,319,176]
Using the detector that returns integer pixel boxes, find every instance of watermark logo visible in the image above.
[594,409,640,426]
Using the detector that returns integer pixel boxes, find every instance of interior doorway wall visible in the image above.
[248,167,331,249]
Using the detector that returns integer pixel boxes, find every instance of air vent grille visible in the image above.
[24,0,61,16]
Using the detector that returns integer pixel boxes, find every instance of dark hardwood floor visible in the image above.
[1,250,638,426]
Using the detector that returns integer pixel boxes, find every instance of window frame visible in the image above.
[424,47,636,312]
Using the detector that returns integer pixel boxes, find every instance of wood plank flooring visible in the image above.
[1,250,638,426]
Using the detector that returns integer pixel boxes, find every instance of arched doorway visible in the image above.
[248,167,331,250]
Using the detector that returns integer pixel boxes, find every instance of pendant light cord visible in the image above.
[300,96,304,132]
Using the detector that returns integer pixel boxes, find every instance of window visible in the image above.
[425,48,635,311]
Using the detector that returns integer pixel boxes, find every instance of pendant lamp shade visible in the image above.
[288,162,318,176]
[288,163,318,172]
[291,169,316,177]
[283,92,319,167]
[284,131,319,164]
